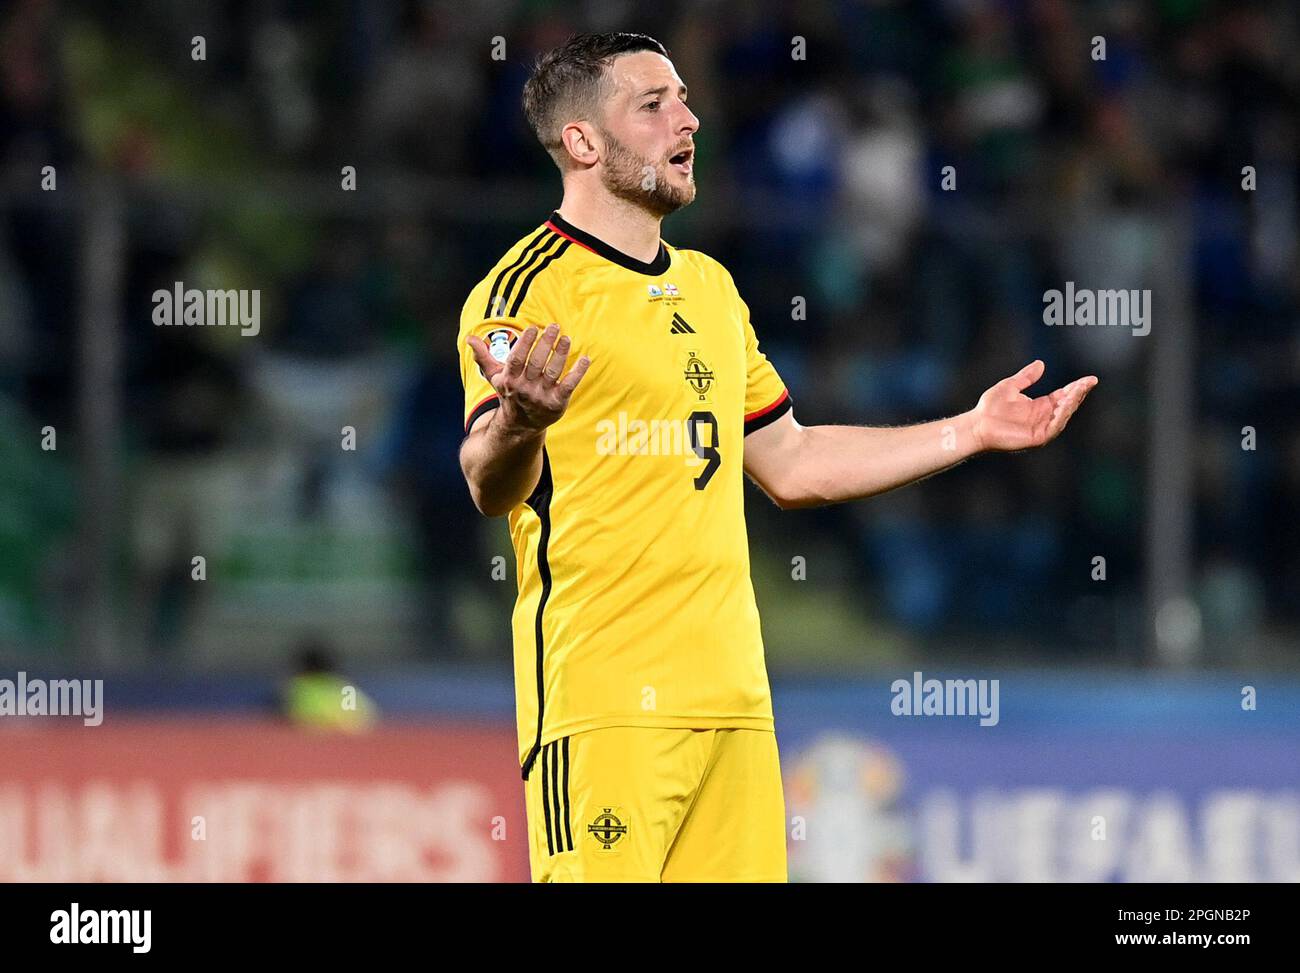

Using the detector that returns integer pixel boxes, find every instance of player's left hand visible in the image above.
[970,360,1097,452]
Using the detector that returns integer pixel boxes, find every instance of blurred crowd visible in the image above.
[0,0,1296,667]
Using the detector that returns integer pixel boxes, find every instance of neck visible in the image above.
[556,187,663,264]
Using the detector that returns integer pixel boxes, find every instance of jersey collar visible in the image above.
[546,211,671,276]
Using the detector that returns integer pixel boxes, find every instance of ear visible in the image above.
[561,121,600,167]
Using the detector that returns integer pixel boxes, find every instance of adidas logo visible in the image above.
[670,313,695,335]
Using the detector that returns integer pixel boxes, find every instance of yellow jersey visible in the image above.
[457,212,793,778]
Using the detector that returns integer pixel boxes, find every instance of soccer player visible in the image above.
[457,32,1096,882]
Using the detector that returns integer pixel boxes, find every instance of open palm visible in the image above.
[972,360,1098,452]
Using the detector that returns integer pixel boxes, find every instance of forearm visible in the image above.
[460,410,546,517]
[779,411,983,508]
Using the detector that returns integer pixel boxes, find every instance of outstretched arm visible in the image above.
[743,360,1097,510]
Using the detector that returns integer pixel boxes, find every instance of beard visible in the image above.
[597,127,696,218]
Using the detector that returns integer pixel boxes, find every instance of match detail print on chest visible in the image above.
[649,274,721,409]
[576,275,714,406]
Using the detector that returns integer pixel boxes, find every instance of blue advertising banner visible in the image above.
[774,674,1300,882]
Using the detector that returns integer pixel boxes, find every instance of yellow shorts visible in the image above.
[524,726,787,882]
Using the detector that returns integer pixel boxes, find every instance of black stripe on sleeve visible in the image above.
[509,240,571,317]
[484,227,551,318]
[496,232,560,319]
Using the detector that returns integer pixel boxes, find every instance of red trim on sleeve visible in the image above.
[464,393,500,434]
[744,388,790,424]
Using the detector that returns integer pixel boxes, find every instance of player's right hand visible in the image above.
[466,324,591,432]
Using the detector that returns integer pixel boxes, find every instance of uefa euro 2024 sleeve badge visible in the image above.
[487,326,519,363]
[476,325,522,378]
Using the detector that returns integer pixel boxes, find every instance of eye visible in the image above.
[643,101,660,112]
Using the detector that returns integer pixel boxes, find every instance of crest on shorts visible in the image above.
[587,806,630,851]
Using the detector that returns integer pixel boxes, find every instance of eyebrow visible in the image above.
[636,84,688,100]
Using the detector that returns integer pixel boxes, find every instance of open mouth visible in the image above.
[669,147,693,173]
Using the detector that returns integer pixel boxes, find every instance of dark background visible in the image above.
[1,0,1296,678]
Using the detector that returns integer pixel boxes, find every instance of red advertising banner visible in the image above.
[0,720,530,882]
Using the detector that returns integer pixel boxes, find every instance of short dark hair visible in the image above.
[523,32,669,169]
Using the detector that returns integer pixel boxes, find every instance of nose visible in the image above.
[678,101,699,136]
